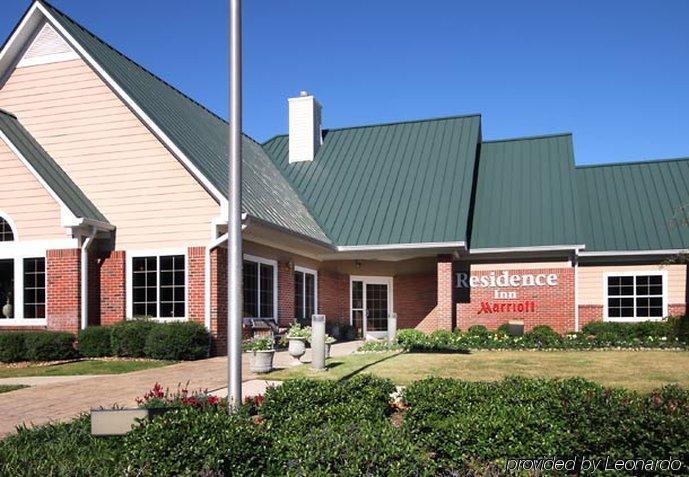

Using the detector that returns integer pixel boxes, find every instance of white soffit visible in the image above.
[17,22,78,67]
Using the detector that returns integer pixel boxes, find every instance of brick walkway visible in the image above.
[0,341,361,437]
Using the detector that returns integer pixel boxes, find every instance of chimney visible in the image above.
[288,91,322,163]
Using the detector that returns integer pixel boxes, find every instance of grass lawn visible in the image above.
[267,350,689,392]
[0,359,173,379]
[0,384,27,394]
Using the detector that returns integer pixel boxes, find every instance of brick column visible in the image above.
[187,247,206,326]
[318,270,349,326]
[46,249,81,333]
[210,247,227,355]
[436,254,454,331]
[277,262,295,326]
[98,250,126,326]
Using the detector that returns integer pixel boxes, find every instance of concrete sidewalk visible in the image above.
[0,340,361,437]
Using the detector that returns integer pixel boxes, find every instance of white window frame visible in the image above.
[603,271,668,322]
[294,265,318,321]
[0,234,76,326]
[126,248,188,322]
[243,254,278,322]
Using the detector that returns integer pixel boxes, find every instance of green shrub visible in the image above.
[496,322,511,334]
[267,419,435,476]
[669,315,689,343]
[144,321,210,360]
[124,406,265,476]
[467,324,489,337]
[24,331,77,361]
[110,320,156,357]
[402,376,689,474]
[522,325,562,347]
[0,415,125,476]
[77,326,112,357]
[0,332,27,363]
[260,374,395,432]
[396,329,427,348]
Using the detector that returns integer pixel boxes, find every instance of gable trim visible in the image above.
[33,2,228,211]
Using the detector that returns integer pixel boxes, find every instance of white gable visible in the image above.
[17,22,78,68]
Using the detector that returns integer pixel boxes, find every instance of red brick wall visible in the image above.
[187,247,205,326]
[578,304,603,329]
[318,270,349,326]
[394,272,436,330]
[456,266,575,334]
[277,262,295,326]
[97,250,125,326]
[46,248,80,333]
[210,247,227,355]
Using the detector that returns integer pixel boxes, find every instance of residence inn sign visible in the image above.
[456,270,560,315]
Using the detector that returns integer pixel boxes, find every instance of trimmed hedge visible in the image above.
[24,332,77,361]
[3,375,689,475]
[124,405,264,476]
[0,332,27,363]
[143,321,210,360]
[0,331,76,363]
[1,321,212,363]
[77,326,112,357]
[110,320,157,358]
[373,318,689,353]
[403,376,689,474]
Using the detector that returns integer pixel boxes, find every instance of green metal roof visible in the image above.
[41,1,329,244]
[470,134,580,249]
[0,109,108,224]
[24,2,689,253]
[263,115,481,246]
[577,158,689,251]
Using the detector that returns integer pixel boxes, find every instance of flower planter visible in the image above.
[287,337,307,361]
[249,349,275,373]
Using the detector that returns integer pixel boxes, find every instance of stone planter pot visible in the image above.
[249,350,275,374]
[325,343,332,358]
[287,337,307,361]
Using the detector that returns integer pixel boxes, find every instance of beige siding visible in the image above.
[0,59,219,249]
[579,264,687,305]
[471,261,571,271]
[0,140,64,240]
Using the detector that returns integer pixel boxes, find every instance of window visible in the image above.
[132,255,185,318]
[23,258,45,319]
[242,256,276,320]
[0,217,14,241]
[294,267,317,323]
[606,273,665,320]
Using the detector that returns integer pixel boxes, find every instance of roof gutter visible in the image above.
[578,249,688,257]
[336,241,466,252]
[470,244,586,255]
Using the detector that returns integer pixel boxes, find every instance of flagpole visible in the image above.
[228,0,243,409]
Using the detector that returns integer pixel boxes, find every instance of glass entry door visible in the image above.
[350,276,392,339]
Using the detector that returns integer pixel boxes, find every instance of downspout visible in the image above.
[573,248,580,332]
[80,227,97,330]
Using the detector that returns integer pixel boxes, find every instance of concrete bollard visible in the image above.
[311,314,326,371]
[388,312,397,344]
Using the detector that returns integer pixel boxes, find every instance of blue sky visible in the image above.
[1,0,687,166]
